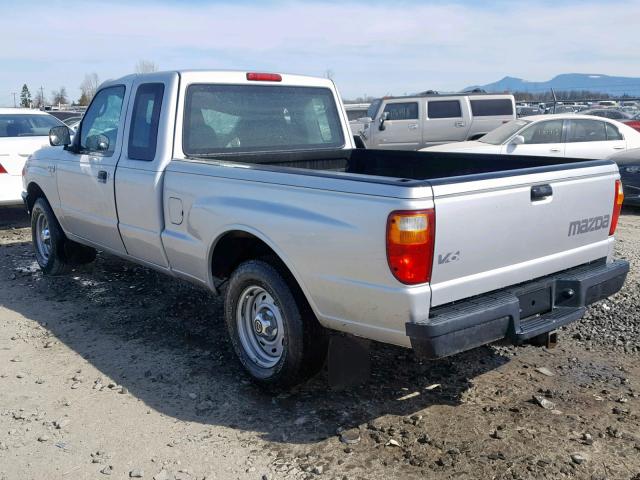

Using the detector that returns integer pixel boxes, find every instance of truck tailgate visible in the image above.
[429,162,619,306]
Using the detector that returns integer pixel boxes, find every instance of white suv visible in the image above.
[360,93,515,150]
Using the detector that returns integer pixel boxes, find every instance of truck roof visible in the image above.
[104,70,336,88]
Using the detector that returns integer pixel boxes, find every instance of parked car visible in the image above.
[583,108,632,121]
[359,92,515,150]
[344,102,370,138]
[544,105,576,114]
[623,112,640,133]
[0,108,64,205]
[517,106,541,117]
[47,110,85,123]
[344,103,370,122]
[422,115,640,160]
[22,71,628,387]
[608,148,640,206]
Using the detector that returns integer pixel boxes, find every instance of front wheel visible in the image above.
[31,198,72,275]
[224,259,328,387]
[31,197,96,275]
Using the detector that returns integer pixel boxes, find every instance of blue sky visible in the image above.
[1,0,639,105]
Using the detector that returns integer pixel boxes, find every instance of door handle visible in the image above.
[97,170,108,183]
[549,148,561,152]
[408,124,418,130]
[455,121,465,127]
[531,184,553,201]
[613,146,625,150]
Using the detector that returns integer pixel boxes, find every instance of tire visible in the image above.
[224,259,328,387]
[31,197,73,275]
[31,197,97,275]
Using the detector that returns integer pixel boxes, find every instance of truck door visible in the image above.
[375,101,422,150]
[115,74,178,269]
[56,85,129,253]
[423,99,470,146]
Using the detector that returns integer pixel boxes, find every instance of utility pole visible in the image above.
[40,86,45,109]
[11,92,17,108]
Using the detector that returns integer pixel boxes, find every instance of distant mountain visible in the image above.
[466,74,640,96]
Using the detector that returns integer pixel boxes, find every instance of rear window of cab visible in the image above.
[183,84,345,155]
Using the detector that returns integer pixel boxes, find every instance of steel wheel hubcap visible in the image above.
[35,212,51,263]
[236,286,285,368]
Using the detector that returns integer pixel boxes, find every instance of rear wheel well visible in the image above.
[211,231,284,282]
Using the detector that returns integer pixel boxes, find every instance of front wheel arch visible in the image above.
[26,182,47,214]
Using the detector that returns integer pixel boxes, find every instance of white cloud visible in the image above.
[0,0,639,104]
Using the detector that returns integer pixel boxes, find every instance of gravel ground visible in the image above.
[0,206,639,480]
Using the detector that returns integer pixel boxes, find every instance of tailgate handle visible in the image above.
[531,184,553,201]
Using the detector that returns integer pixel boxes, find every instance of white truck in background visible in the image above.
[22,70,628,387]
[359,92,516,150]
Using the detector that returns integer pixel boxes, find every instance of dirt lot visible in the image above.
[1,206,639,480]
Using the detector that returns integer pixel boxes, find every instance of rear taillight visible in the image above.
[386,209,435,284]
[609,179,624,236]
[246,72,282,82]
[0,163,6,174]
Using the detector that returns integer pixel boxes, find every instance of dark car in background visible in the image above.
[609,148,640,206]
[584,108,640,133]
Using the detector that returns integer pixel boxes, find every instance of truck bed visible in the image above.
[187,148,612,186]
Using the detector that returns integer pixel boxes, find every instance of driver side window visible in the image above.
[80,86,125,156]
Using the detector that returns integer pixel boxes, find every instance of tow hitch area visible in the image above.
[527,331,558,349]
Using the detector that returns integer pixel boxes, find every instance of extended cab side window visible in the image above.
[566,120,607,143]
[382,102,418,121]
[520,120,563,144]
[79,86,125,156]
[128,83,165,161]
[427,100,462,119]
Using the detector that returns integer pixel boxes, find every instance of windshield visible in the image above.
[367,99,382,119]
[479,119,530,145]
[0,114,62,137]
[183,84,345,155]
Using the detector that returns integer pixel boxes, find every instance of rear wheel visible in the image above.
[224,259,328,387]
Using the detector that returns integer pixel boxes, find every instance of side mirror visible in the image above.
[511,135,525,145]
[49,126,71,147]
[86,134,110,152]
[378,112,388,131]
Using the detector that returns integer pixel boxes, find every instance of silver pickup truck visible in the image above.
[22,70,629,387]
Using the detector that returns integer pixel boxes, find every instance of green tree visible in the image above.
[20,84,31,108]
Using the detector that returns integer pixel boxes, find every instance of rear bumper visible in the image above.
[0,175,24,206]
[407,259,629,358]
